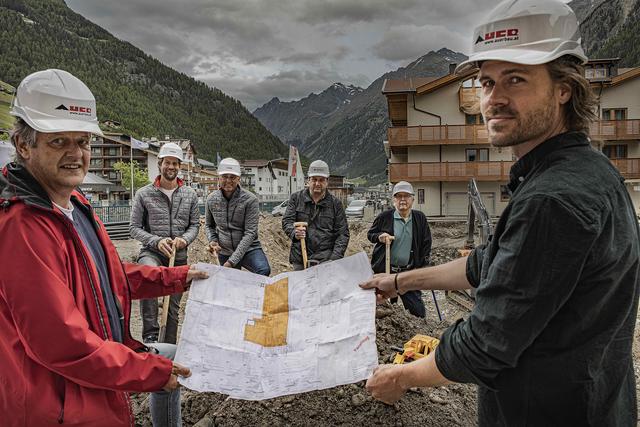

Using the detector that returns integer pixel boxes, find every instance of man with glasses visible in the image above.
[367,181,431,317]
[205,157,271,275]
[282,160,349,270]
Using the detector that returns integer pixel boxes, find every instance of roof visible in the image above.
[242,160,270,167]
[382,77,438,93]
[198,158,216,167]
[82,172,115,186]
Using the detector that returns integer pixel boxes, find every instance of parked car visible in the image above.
[345,200,367,219]
[271,200,288,216]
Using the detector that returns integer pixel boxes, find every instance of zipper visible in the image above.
[64,219,109,339]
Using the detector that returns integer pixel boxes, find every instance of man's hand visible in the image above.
[294,225,307,240]
[208,242,221,254]
[378,232,392,244]
[157,238,174,258]
[162,362,191,392]
[186,265,209,284]
[366,364,408,405]
[223,261,233,268]
[174,237,188,250]
[360,273,397,302]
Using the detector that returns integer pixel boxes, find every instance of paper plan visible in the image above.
[174,252,378,400]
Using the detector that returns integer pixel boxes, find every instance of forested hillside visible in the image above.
[0,0,287,161]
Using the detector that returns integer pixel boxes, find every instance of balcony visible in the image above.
[389,157,640,182]
[610,158,640,179]
[388,125,487,147]
[388,119,640,148]
[389,161,514,182]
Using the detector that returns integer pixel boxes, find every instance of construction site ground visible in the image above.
[113,215,640,426]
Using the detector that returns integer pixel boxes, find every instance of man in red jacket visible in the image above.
[0,69,207,426]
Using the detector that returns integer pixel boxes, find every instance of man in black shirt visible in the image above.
[361,1,640,425]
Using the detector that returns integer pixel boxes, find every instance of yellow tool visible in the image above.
[392,334,440,364]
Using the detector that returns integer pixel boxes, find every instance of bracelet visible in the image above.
[394,272,400,293]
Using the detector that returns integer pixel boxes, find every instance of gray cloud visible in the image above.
[66,0,495,110]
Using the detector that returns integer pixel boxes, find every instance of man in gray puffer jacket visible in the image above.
[282,160,349,270]
[205,158,271,276]
[130,142,200,344]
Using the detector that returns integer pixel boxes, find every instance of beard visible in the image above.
[162,169,177,181]
[484,93,557,148]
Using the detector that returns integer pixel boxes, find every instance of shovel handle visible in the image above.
[159,243,176,342]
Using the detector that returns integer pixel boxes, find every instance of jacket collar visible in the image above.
[153,175,184,189]
[508,131,589,193]
[302,188,329,205]
[0,162,90,211]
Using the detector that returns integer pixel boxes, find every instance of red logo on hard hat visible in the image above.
[476,28,519,44]
[55,104,92,115]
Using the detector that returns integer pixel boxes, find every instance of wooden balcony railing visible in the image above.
[610,158,640,179]
[388,120,640,147]
[389,161,514,182]
[389,158,640,182]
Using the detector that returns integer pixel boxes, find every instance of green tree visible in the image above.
[113,160,149,193]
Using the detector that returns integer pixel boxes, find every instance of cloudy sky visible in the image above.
[67,0,505,111]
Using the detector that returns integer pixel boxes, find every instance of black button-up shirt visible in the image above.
[435,132,640,426]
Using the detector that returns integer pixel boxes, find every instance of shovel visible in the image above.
[294,221,308,269]
[158,242,176,343]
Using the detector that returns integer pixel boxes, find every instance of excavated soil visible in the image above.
[113,216,640,426]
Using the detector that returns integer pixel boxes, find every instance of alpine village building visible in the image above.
[382,59,640,217]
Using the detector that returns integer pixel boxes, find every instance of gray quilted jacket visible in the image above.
[205,185,262,266]
[130,177,200,263]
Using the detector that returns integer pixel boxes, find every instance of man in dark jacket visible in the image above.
[282,160,349,270]
[368,181,431,317]
[360,1,640,425]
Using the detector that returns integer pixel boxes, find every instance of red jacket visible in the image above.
[0,164,191,426]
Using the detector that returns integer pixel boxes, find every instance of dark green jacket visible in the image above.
[282,189,349,265]
[435,132,640,426]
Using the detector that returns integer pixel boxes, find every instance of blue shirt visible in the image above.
[391,210,412,267]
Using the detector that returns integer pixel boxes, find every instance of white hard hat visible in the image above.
[10,69,103,136]
[158,142,184,162]
[308,160,330,178]
[218,157,241,176]
[455,0,587,74]
[392,181,414,196]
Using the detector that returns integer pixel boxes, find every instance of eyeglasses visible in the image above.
[394,194,413,200]
[219,175,239,181]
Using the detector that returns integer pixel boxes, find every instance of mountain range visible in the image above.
[255,1,640,184]
[0,0,287,162]
[254,48,469,183]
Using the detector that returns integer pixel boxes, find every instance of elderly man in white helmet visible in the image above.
[0,69,208,426]
[282,159,349,270]
[205,157,271,275]
[130,141,200,345]
[362,1,640,425]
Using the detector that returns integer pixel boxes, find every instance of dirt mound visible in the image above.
[123,217,477,426]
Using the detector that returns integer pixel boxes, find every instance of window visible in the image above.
[108,171,119,180]
[500,185,511,202]
[466,148,489,162]
[465,114,484,125]
[417,188,425,204]
[259,177,262,181]
[107,148,118,156]
[90,159,103,167]
[602,144,627,159]
[602,108,627,121]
